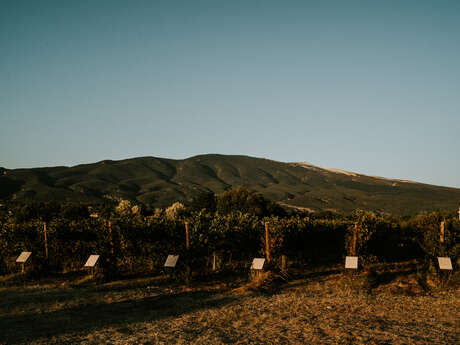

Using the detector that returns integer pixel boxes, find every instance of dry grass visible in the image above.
[0,265,458,345]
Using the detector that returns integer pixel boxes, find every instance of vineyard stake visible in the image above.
[185,221,191,285]
[185,222,190,250]
[43,222,48,259]
[265,222,271,263]
[352,222,358,256]
[440,221,445,243]
[108,221,114,255]
[281,255,287,272]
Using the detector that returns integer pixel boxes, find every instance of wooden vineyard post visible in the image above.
[43,222,49,259]
[281,255,287,272]
[108,221,114,255]
[185,221,191,285]
[185,221,190,250]
[265,222,271,263]
[440,221,445,243]
[343,223,359,272]
[212,251,217,271]
[438,221,452,286]
[352,222,358,256]
[104,220,116,278]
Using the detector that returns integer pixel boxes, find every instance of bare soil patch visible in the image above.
[0,265,458,344]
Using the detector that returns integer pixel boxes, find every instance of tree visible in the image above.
[61,204,89,220]
[115,199,132,215]
[189,191,216,213]
[216,187,285,217]
[165,202,186,220]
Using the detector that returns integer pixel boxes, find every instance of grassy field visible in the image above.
[0,264,458,345]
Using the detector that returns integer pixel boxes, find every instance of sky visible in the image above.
[1,0,459,188]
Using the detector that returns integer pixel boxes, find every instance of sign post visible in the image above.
[164,255,179,268]
[164,254,179,280]
[438,257,453,270]
[250,258,265,280]
[251,258,265,270]
[437,221,453,283]
[16,252,32,274]
[345,256,359,269]
[345,223,359,270]
[84,254,100,276]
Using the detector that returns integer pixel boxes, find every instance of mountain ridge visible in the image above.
[1,154,459,215]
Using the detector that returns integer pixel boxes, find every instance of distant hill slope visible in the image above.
[1,154,460,215]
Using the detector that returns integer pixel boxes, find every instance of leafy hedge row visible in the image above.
[0,210,458,277]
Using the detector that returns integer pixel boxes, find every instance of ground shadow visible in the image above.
[0,289,240,344]
[0,274,171,316]
[285,268,342,289]
[365,262,419,291]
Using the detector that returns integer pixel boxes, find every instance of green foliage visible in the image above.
[0,202,458,281]
[405,212,459,284]
[216,187,285,217]
[345,210,379,263]
[61,204,90,220]
[344,210,426,265]
[189,192,217,213]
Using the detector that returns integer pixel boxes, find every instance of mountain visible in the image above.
[1,154,460,215]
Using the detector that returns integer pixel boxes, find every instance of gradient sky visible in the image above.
[1,0,459,187]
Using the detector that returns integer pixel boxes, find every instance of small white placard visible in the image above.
[164,255,179,268]
[84,255,100,267]
[16,252,32,263]
[251,258,265,270]
[438,257,453,270]
[345,256,358,269]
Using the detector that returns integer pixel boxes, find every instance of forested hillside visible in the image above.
[2,154,460,215]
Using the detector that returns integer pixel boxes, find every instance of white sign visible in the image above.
[251,258,265,270]
[164,255,179,268]
[438,257,453,270]
[345,256,358,269]
[84,255,100,267]
[16,252,32,263]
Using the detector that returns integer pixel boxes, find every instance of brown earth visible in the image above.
[0,265,458,345]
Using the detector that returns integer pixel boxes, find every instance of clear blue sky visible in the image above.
[1,0,459,187]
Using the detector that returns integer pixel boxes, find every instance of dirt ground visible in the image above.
[0,265,458,345]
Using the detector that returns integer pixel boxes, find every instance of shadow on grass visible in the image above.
[366,269,416,289]
[0,289,240,344]
[365,262,419,291]
[0,270,91,288]
[285,268,342,289]
[0,269,247,325]
[0,274,165,316]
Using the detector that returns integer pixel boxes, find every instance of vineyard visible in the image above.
[1,202,458,286]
